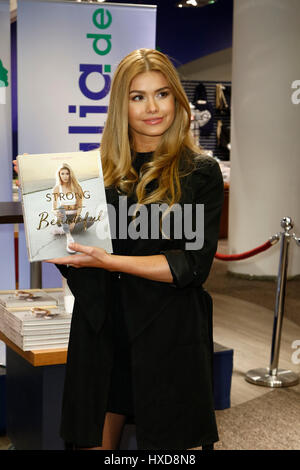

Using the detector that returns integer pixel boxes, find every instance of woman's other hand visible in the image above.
[13,159,18,174]
[13,153,28,187]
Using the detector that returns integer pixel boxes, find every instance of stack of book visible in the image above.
[0,290,72,351]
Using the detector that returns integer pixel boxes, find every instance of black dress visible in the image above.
[106,152,153,418]
[58,150,224,449]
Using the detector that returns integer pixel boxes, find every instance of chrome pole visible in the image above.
[30,261,42,289]
[245,217,299,387]
[269,222,290,374]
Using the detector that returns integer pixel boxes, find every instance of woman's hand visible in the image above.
[13,154,28,187]
[13,159,18,174]
[13,159,19,186]
[45,242,113,270]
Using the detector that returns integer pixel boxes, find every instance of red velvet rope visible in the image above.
[215,240,273,261]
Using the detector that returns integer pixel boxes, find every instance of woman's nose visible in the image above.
[146,96,158,114]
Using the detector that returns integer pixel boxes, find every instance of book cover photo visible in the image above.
[18,150,113,262]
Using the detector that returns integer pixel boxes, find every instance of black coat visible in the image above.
[57,154,224,449]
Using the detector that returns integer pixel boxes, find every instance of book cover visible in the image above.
[45,289,65,307]
[18,150,113,262]
[0,290,58,308]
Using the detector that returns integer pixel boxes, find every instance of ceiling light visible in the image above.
[176,0,217,7]
[75,0,106,3]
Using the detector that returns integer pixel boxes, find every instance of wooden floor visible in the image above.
[212,292,300,407]
[211,238,300,406]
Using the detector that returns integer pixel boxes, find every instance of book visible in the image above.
[1,322,70,351]
[44,290,65,308]
[0,305,71,335]
[46,290,65,308]
[17,150,113,262]
[0,303,72,351]
[0,289,58,308]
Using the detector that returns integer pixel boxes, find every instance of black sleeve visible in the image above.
[161,158,224,288]
[55,263,69,279]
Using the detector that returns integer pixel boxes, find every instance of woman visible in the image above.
[49,49,224,450]
[52,163,95,254]
[52,163,84,253]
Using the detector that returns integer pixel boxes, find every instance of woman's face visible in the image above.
[59,168,70,184]
[128,71,175,152]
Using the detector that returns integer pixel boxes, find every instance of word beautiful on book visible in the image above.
[37,209,105,231]
[18,150,112,262]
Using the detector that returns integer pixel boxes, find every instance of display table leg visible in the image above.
[6,348,65,450]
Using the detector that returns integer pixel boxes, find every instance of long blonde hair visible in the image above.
[55,163,84,198]
[101,48,203,206]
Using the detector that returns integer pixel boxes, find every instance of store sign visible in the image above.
[17,0,156,288]
[0,59,9,104]
[68,8,113,151]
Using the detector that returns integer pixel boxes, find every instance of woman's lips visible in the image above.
[143,117,163,125]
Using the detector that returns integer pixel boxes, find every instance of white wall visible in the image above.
[228,0,300,278]
[177,47,232,82]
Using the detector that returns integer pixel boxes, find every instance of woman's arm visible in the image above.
[48,245,173,284]
[108,252,173,283]
[160,158,224,288]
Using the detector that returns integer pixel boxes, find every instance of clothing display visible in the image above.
[217,120,231,160]
[190,104,200,145]
[192,83,214,136]
[190,104,213,145]
[216,83,231,115]
[182,80,231,161]
[56,149,224,450]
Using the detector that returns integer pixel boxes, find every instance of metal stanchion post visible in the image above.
[30,261,42,289]
[245,217,300,388]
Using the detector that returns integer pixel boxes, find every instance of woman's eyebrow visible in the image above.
[129,86,171,94]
